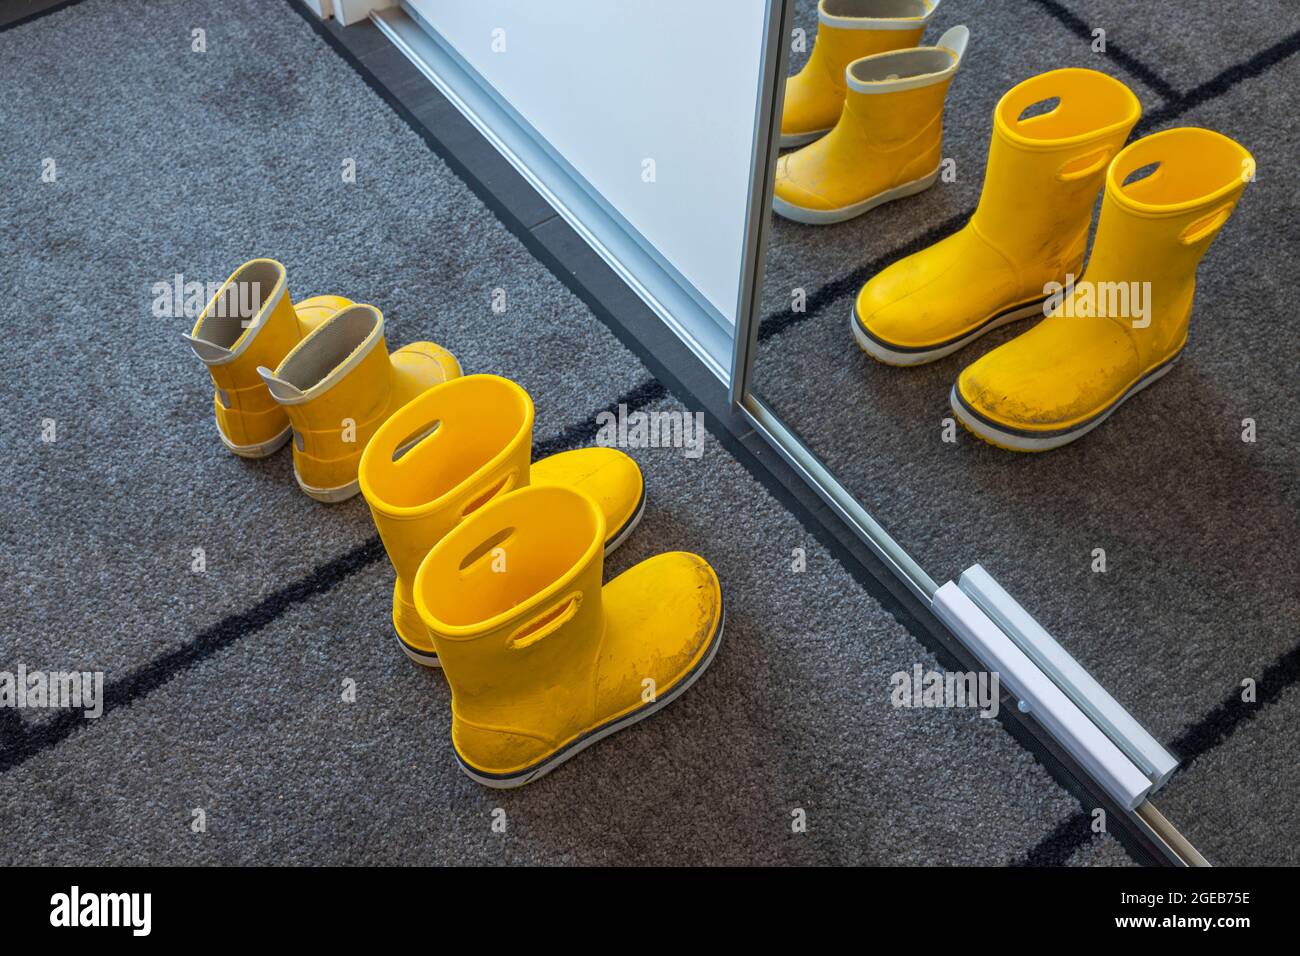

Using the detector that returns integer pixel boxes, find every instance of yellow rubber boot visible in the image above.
[359,374,645,667]
[414,484,723,788]
[774,25,968,224]
[781,0,940,147]
[182,258,353,457]
[257,304,461,502]
[952,128,1252,451]
[853,69,1141,365]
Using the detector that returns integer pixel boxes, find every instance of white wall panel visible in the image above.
[407,0,767,323]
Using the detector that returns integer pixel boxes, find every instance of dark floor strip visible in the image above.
[0,0,85,31]
[0,537,385,774]
[1014,642,1300,865]
[533,378,667,460]
[757,209,970,341]
[0,709,27,750]
[1014,810,1094,867]
[1169,639,1300,766]
[0,381,668,774]
[1027,0,1181,101]
[1136,28,1300,133]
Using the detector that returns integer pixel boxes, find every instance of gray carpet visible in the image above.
[754,0,1300,864]
[0,0,1130,865]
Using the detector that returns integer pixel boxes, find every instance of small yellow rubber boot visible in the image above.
[257,304,461,502]
[182,258,353,458]
[781,0,941,147]
[952,128,1252,451]
[414,484,723,788]
[359,374,645,667]
[774,25,969,224]
[853,68,1141,365]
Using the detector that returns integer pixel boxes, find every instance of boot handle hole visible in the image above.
[1057,147,1112,182]
[1122,161,1161,188]
[458,527,514,573]
[392,418,442,462]
[1017,96,1060,123]
[460,473,515,518]
[1179,204,1232,245]
[507,594,581,650]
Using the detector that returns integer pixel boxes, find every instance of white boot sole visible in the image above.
[294,466,361,503]
[396,486,648,669]
[218,422,292,459]
[773,167,940,226]
[950,354,1181,452]
[455,606,725,789]
[851,297,1048,367]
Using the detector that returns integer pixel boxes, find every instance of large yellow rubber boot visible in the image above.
[359,374,645,668]
[952,128,1252,451]
[774,25,968,224]
[257,304,461,502]
[182,258,352,457]
[414,484,723,788]
[781,0,940,147]
[853,69,1141,365]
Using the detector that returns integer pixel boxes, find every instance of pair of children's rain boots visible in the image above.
[851,69,1253,451]
[183,267,724,788]
[182,258,460,500]
[357,375,724,789]
[775,1,969,223]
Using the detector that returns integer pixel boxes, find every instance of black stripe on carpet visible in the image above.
[1136,28,1300,134]
[1013,637,1300,865]
[0,380,669,775]
[534,377,667,460]
[0,537,385,774]
[1027,0,1182,101]
[757,209,970,341]
[1169,639,1300,765]
[0,0,85,31]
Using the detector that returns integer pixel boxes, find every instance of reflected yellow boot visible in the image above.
[358,374,645,667]
[414,484,723,788]
[257,304,461,502]
[774,25,968,224]
[953,128,1252,451]
[182,258,352,457]
[781,0,940,147]
[853,69,1141,365]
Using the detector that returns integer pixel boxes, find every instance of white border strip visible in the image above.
[959,565,1179,790]
[933,582,1153,811]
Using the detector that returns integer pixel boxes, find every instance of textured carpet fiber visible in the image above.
[755,0,1300,864]
[0,0,1128,864]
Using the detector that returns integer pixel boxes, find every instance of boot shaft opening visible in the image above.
[360,375,534,512]
[191,259,285,351]
[1108,128,1252,215]
[995,69,1140,149]
[820,0,934,26]
[416,485,605,635]
[846,25,966,93]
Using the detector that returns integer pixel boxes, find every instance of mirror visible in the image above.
[746,0,1294,856]
[397,0,779,379]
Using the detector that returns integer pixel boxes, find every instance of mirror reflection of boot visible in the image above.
[852,68,1141,367]
[781,0,941,148]
[953,128,1253,452]
[775,25,969,226]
